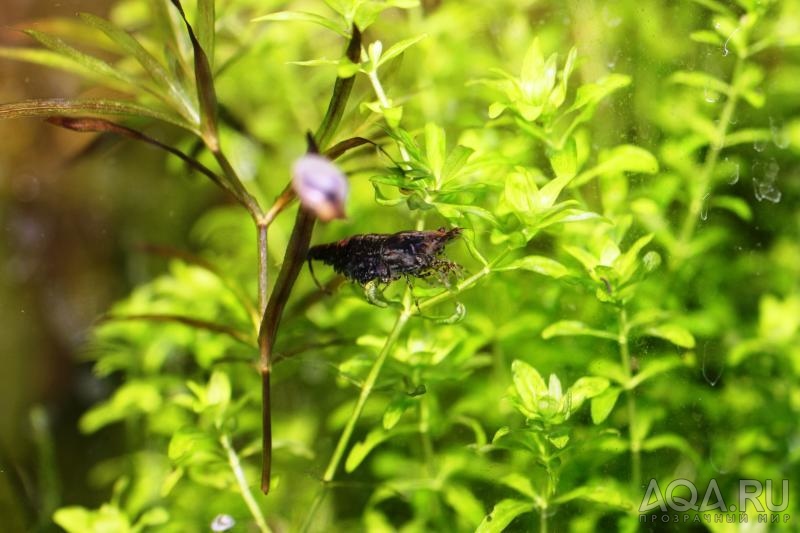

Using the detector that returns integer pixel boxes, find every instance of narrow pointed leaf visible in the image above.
[0,99,196,132]
[252,11,349,37]
[169,0,218,144]
[378,34,427,67]
[23,30,150,91]
[78,13,197,123]
[196,0,215,67]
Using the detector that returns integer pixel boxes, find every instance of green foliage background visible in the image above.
[1,0,799,531]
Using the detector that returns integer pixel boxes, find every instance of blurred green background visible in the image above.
[1,0,799,531]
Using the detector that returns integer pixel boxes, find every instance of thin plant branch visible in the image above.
[257,24,362,495]
[221,434,272,533]
[101,313,256,347]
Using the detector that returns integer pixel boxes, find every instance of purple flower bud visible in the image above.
[292,154,348,222]
[211,514,235,532]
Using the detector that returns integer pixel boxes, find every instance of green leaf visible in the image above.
[690,30,723,45]
[0,47,131,93]
[537,173,577,209]
[567,376,610,411]
[642,433,701,464]
[500,472,540,500]
[591,386,622,423]
[669,70,731,95]
[134,507,169,529]
[0,98,196,132]
[345,426,414,472]
[553,483,636,510]
[196,0,215,67]
[589,359,628,385]
[79,381,162,433]
[476,499,537,533]
[379,34,427,67]
[495,256,570,278]
[520,38,545,96]
[441,145,474,183]
[573,145,659,187]
[168,427,220,466]
[443,485,485,527]
[425,122,446,183]
[562,244,598,271]
[511,360,548,416]
[723,128,771,148]
[627,357,684,390]
[542,321,618,341]
[78,14,197,123]
[53,505,131,533]
[251,11,348,37]
[491,427,539,454]
[382,395,413,430]
[206,370,231,406]
[643,323,696,349]
[549,138,578,180]
[504,169,539,214]
[568,74,630,113]
[168,0,218,144]
[615,234,654,281]
[709,196,753,222]
[24,29,145,91]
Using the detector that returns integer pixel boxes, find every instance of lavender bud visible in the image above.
[292,154,348,222]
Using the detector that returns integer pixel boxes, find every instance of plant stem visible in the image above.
[416,248,510,313]
[221,434,271,533]
[366,67,411,162]
[301,310,411,531]
[322,310,411,482]
[257,223,268,313]
[617,307,641,491]
[256,24,362,495]
[676,56,743,262]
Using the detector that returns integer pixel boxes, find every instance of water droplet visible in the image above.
[700,193,710,220]
[703,88,720,103]
[725,158,740,185]
[753,139,767,152]
[701,342,723,386]
[770,117,790,149]
[752,160,782,203]
[606,51,620,70]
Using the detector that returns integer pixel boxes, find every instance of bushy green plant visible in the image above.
[2,0,798,531]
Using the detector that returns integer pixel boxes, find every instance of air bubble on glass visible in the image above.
[701,342,723,387]
[752,159,781,203]
[753,139,767,152]
[770,117,790,149]
[700,193,710,220]
[703,88,720,103]
[602,6,622,27]
[724,157,740,185]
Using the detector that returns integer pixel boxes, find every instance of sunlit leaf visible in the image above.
[476,499,537,533]
[542,321,618,341]
[644,323,696,349]
[591,386,621,424]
